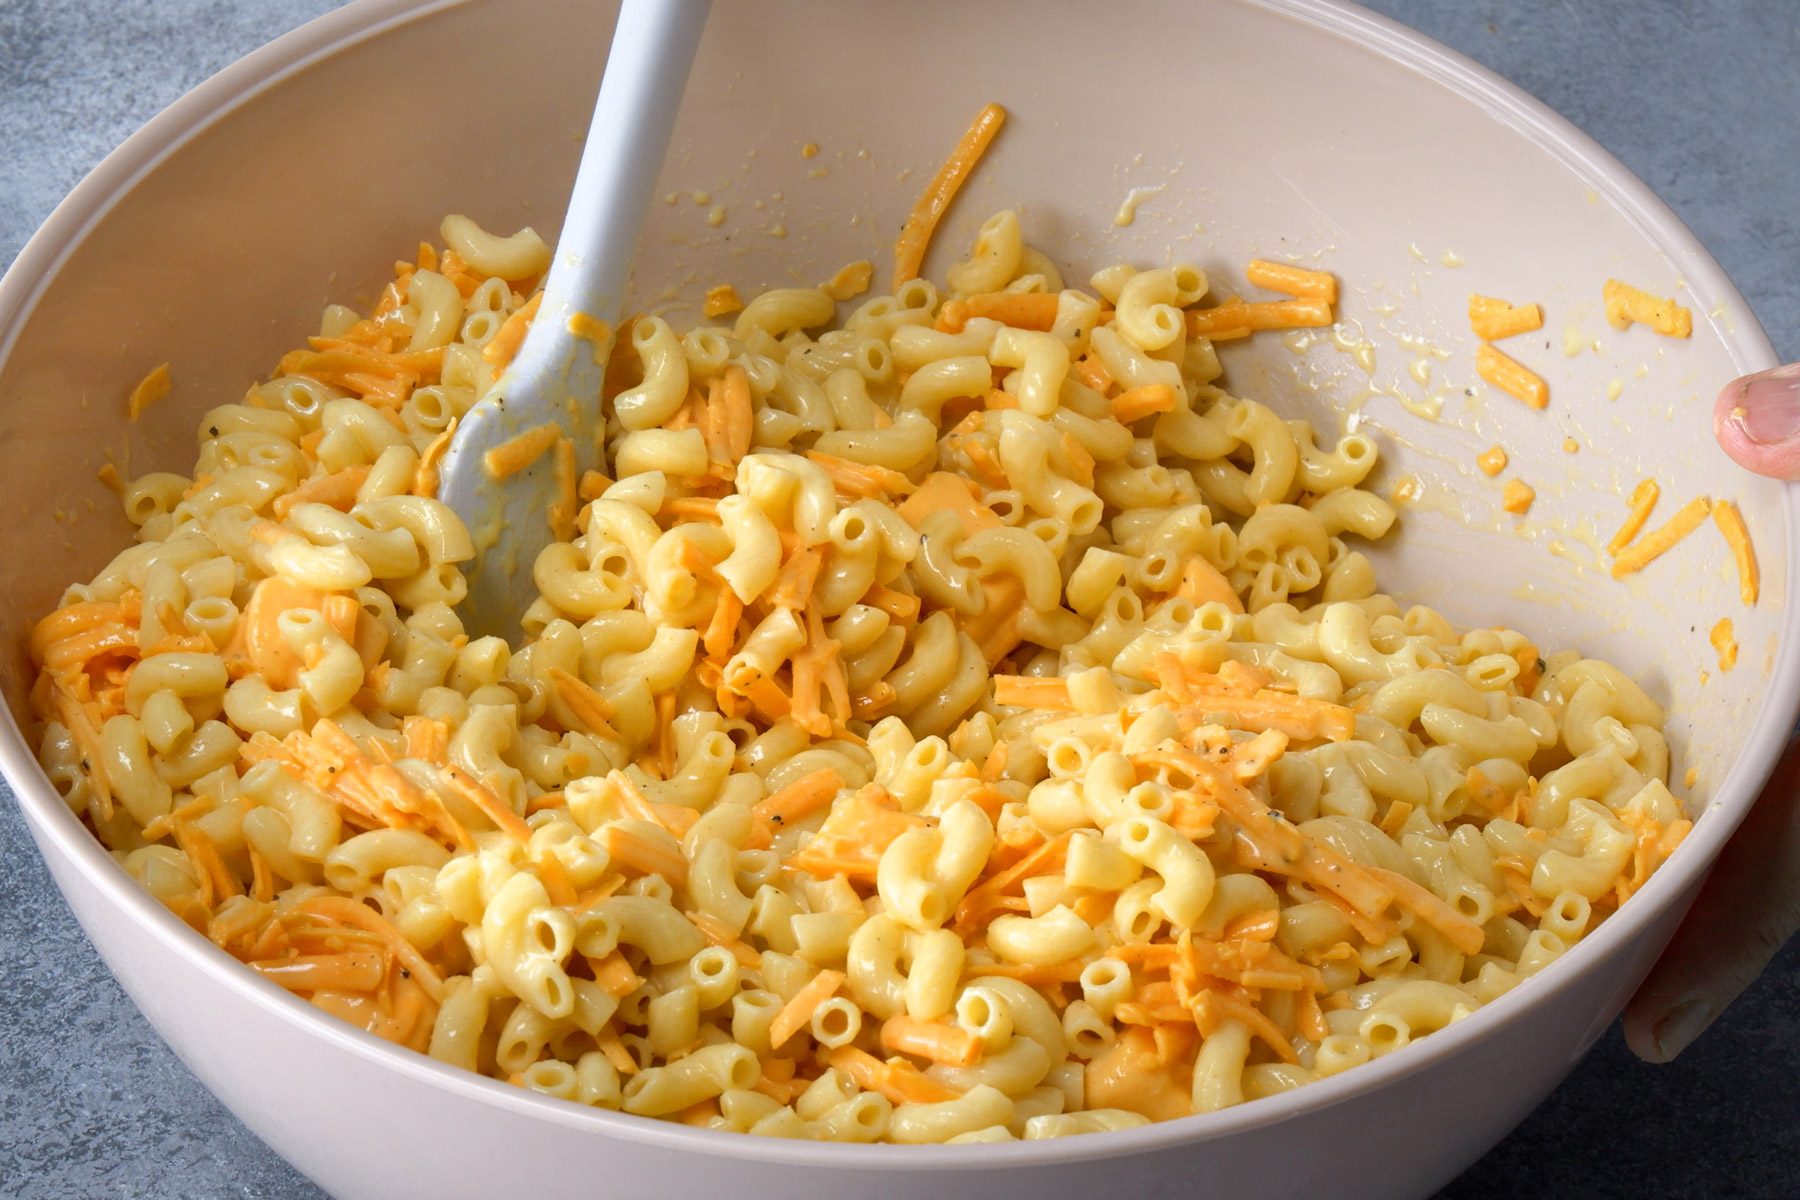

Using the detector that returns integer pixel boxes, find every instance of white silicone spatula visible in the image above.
[435,0,710,639]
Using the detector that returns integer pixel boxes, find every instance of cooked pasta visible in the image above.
[29,197,1693,1145]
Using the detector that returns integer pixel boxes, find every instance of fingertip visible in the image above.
[1713,364,1800,479]
[1713,394,1777,477]
[1621,1006,1666,1063]
[1713,373,1748,434]
[1621,992,1666,1062]
[1623,995,1713,1064]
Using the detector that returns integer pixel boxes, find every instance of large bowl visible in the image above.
[1,2,1792,1197]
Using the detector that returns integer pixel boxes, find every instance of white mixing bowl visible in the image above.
[1,1,1792,1197]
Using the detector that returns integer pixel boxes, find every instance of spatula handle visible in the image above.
[511,0,712,388]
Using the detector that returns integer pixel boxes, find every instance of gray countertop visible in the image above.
[2,2,1796,1197]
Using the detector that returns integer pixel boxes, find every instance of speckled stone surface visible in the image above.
[1,2,1796,1197]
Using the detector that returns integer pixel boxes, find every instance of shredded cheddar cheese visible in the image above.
[1468,294,1544,341]
[879,1016,983,1067]
[768,969,846,1050]
[893,102,1008,284]
[1612,496,1711,579]
[823,1047,958,1106]
[483,421,563,481]
[482,291,542,369]
[577,469,610,502]
[126,362,172,421]
[547,436,579,544]
[822,260,875,301]
[1501,479,1536,515]
[1604,278,1692,338]
[1607,478,1661,556]
[1710,618,1738,671]
[1109,384,1179,424]
[936,291,1058,335]
[1187,296,1332,340]
[1244,260,1338,304]
[1476,343,1549,410]
[703,283,743,318]
[412,419,456,498]
[1710,499,1759,605]
[565,312,612,363]
[1476,445,1508,477]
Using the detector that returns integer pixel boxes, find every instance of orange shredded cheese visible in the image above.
[955,832,1072,928]
[602,823,689,888]
[991,675,1074,710]
[804,451,916,499]
[768,969,846,1049]
[442,766,533,844]
[748,766,845,849]
[1244,259,1337,303]
[548,436,578,542]
[578,469,611,501]
[1175,555,1243,612]
[1611,496,1711,579]
[822,260,875,301]
[482,291,542,368]
[126,362,172,421]
[1186,297,1332,339]
[1711,499,1759,605]
[290,895,446,1001]
[935,291,1059,334]
[594,1027,638,1074]
[1604,278,1692,338]
[272,465,370,519]
[822,1046,960,1105]
[689,910,762,968]
[893,102,1007,284]
[413,419,456,498]
[565,312,612,363]
[1710,618,1738,672]
[1110,384,1179,423]
[879,1016,982,1067]
[1501,479,1535,516]
[547,668,621,740]
[1475,445,1508,477]
[703,284,743,318]
[1476,343,1549,409]
[1468,294,1544,341]
[1607,478,1661,556]
[483,421,562,481]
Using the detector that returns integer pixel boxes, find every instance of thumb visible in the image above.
[1713,362,1800,478]
[1622,739,1800,1062]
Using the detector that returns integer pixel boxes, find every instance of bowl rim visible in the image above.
[2,0,1794,1173]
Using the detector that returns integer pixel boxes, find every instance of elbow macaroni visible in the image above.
[28,206,1693,1143]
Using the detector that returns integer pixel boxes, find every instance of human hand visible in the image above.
[1712,362,1800,479]
[1620,364,1800,1062]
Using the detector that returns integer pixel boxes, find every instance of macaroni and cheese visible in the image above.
[28,195,1693,1143]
